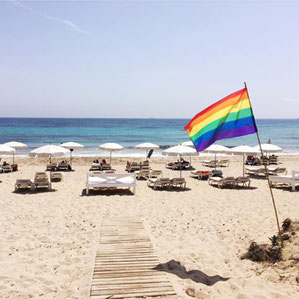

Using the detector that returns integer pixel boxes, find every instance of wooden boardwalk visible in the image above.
[90,217,177,299]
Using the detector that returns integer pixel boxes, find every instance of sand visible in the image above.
[0,155,298,299]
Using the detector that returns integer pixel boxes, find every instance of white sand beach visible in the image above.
[0,155,298,299]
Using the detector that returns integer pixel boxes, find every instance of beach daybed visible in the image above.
[269,171,299,191]
[86,173,136,195]
[15,179,35,192]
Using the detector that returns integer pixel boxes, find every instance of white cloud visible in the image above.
[10,0,90,35]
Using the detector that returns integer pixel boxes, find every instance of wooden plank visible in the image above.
[90,217,177,298]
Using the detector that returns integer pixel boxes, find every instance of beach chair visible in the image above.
[269,155,278,165]
[50,172,64,181]
[235,176,251,188]
[34,172,51,190]
[171,178,186,189]
[267,167,287,175]
[90,163,102,171]
[136,169,151,180]
[261,156,270,165]
[202,160,217,168]
[101,162,111,170]
[245,166,266,177]
[147,177,171,190]
[2,164,13,173]
[190,170,211,180]
[269,171,299,191]
[126,162,140,172]
[217,160,229,167]
[208,176,236,188]
[15,179,35,192]
[46,162,57,171]
[57,161,69,171]
[149,170,162,178]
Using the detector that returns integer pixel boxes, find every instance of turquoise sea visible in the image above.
[0,118,299,156]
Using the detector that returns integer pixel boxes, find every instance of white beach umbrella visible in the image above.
[162,145,197,177]
[0,145,16,164]
[134,142,160,159]
[30,145,69,161]
[30,145,70,189]
[254,143,282,154]
[60,142,84,166]
[3,141,27,164]
[229,145,260,176]
[98,143,124,165]
[202,144,230,169]
[3,141,27,149]
[181,141,195,148]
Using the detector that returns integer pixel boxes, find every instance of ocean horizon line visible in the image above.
[0,116,299,120]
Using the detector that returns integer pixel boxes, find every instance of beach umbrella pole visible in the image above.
[70,149,73,166]
[243,154,245,177]
[13,153,15,165]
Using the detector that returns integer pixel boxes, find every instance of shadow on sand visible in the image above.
[153,260,229,286]
[81,188,134,197]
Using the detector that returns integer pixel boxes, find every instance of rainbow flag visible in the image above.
[184,87,257,152]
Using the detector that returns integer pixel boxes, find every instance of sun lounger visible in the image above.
[46,162,57,171]
[126,162,140,172]
[147,178,171,190]
[190,170,212,180]
[57,161,70,171]
[171,178,186,188]
[269,171,299,191]
[15,179,35,192]
[235,176,251,188]
[2,164,13,173]
[90,163,102,171]
[34,172,51,190]
[101,163,111,170]
[245,166,266,177]
[267,167,287,175]
[50,172,64,181]
[149,170,162,178]
[269,155,278,165]
[86,173,136,195]
[217,160,229,167]
[202,160,217,168]
[208,176,236,188]
[136,169,151,180]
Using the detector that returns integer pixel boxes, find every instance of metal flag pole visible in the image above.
[244,82,282,240]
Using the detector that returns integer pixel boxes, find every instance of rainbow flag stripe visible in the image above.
[184,88,257,152]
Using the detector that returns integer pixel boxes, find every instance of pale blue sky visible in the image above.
[0,0,299,118]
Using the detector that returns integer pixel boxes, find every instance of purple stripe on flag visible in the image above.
[195,125,257,152]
